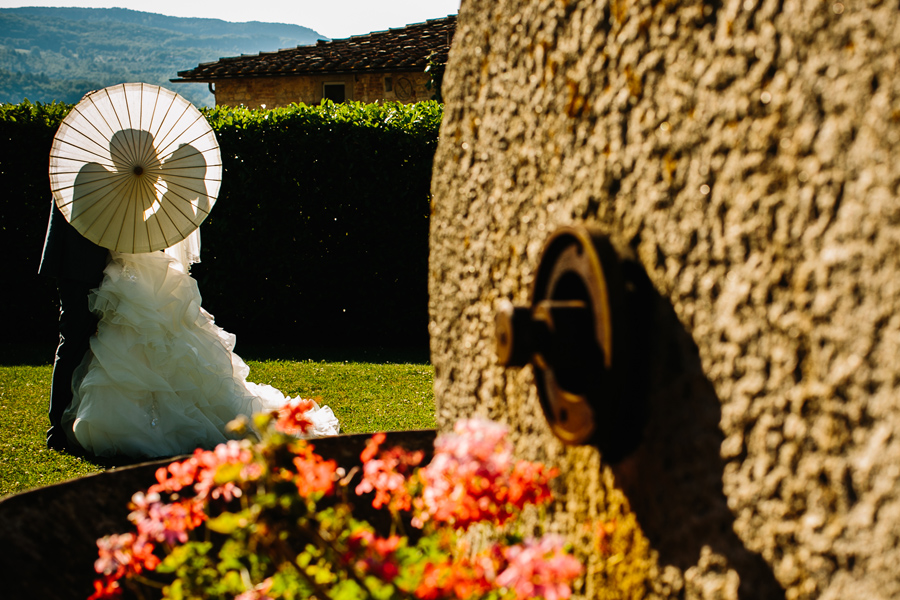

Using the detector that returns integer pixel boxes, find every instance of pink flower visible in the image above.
[292,441,337,497]
[495,536,583,600]
[150,458,199,495]
[355,432,424,513]
[274,398,317,435]
[94,533,137,577]
[360,432,387,463]
[414,552,497,600]
[345,529,404,581]
[88,575,122,600]
[443,419,513,467]
[130,496,205,545]
[412,418,556,530]
[508,460,557,508]
[150,440,256,504]
[127,490,160,524]
[91,532,161,598]
[129,481,207,548]
[94,442,258,598]
[192,440,254,502]
[89,416,581,600]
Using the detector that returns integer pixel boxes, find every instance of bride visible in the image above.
[62,230,339,458]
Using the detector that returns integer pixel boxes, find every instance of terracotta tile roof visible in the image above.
[173,15,456,82]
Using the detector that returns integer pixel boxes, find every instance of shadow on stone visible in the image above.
[0,430,435,600]
[610,273,784,599]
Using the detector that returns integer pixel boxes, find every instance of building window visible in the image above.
[323,83,345,102]
[384,76,393,93]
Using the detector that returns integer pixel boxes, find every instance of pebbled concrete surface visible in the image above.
[429,0,900,598]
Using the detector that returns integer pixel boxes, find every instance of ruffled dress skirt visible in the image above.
[62,251,339,458]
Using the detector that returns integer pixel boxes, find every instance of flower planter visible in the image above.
[0,430,436,600]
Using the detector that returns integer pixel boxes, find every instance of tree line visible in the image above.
[0,7,325,107]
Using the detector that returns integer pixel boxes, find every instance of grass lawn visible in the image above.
[0,345,435,499]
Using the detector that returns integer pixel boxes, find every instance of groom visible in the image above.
[39,199,109,451]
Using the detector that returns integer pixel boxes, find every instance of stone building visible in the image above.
[430,1,900,599]
[172,16,455,108]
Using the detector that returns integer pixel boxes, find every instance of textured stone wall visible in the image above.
[213,75,318,108]
[212,72,431,108]
[429,1,900,599]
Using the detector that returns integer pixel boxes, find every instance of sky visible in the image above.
[0,0,462,39]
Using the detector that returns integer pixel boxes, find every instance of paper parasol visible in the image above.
[49,83,222,253]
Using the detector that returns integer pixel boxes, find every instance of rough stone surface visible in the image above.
[429,1,900,598]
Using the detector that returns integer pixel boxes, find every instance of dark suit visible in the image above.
[39,199,109,451]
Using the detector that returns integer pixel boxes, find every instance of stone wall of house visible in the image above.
[429,1,900,599]
[212,71,432,108]
[213,76,315,108]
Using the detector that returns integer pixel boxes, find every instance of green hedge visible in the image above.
[0,100,442,351]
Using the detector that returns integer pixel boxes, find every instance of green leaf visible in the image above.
[214,461,244,485]
[162,578,184,600]
[206,511,249,534]
[158,542,212,573]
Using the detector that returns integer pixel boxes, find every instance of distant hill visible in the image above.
[0,7,327,107]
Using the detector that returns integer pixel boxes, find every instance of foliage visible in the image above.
[192,100,442,350]
[0,352,435,498]
[0,7,324,107]
[87,411,583,600]
[0,100,74,349]
[0,99,442,351]
[424,52,446,102]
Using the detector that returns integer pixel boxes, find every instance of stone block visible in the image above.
[429,1,900,598]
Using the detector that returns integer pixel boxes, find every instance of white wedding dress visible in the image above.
[62,232,339,458]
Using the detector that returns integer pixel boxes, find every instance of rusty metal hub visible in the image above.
[495,225,649,462]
